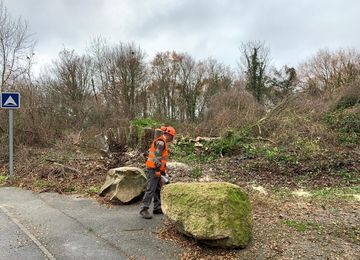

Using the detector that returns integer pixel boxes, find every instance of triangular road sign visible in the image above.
[1,92,21,109]
[4,96,17,106]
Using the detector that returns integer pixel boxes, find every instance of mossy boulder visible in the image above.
[99,167,146,203]
[161,182,252,248]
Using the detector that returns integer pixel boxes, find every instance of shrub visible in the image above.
[336,95,359,110]
[130,117,160,128]
[338,132,358,146]
[324,104,360,146]
[172,139,197,162]
[0,175,7,183]
[199,88,265,136]
[335,81,360,110]
[206,128,255,157]
[293,137,321,158]
[87,186,99,194]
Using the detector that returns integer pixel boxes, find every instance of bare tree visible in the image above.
[299,48,360,94]
[175,53,208,121]
[90,40,147,119]
[0,1,35,91]
[198,58,233,118]
[149,51,181,119]
[148,54,233,121]
[118,43,147,119]
[48,49,93,127]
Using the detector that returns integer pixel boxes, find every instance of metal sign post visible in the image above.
[1,92,21,178]
[9,109,14,177]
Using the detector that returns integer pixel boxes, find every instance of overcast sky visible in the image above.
[5,0,360,74]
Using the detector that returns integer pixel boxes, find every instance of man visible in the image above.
[140,126,176,219]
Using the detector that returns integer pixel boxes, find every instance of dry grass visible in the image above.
[191,88,265,136]
[259,91,341,147]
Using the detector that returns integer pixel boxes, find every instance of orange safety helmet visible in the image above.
[161,126,176,137]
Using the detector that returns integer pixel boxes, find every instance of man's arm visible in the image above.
[152,140,165,169]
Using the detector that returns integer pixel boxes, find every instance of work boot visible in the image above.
[153,208,163,214]
[140,209,152,219]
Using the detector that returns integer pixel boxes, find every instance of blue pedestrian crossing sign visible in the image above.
[1,92,21,109]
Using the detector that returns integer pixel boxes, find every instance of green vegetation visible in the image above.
[208,128,247,156]
[324,105,360,146]
[87,186,99,194]
[335,95,359,110]
[190,167,203,179]
[272,186,360,201]
[336,170,360,184]
[293,137,321,157]
[312,186,360,201]
[33,180,53,189]
[261,146,299,165]
[172,140,198,162]
[130,117,160,129]
[130,117,162,144]
[283,219,322,232]
[0,175,7,183]
[174,127,255,162]
[173,127,325,168]
[64,186,77,192]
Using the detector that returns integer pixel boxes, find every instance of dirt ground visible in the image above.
[159,191,359,259]
[1,142,359,259]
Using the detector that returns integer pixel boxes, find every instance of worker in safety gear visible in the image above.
[140,126,176,219]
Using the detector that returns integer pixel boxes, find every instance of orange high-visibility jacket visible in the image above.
[145,135,168,172]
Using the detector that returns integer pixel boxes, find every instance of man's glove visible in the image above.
[153,158,162,168]
[161,174,170,184]
[155,171,161,178]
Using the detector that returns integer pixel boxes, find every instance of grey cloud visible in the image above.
[4,0,360,73]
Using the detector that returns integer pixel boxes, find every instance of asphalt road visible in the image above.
[0,187,181,260]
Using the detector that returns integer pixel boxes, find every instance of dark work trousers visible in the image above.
[141,168,161,211]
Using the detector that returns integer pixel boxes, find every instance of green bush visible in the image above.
[172,140,197,162]
[242,144,261,157]
[336,170,360,183]
[87,186,99,194]
[130,118,160,128]
[324,105,360,146]
[336,95,359,110]
[172,127,254,162]
[207,127,254,157]
[339,113,360,133]
[208,129,242,156]
[0,175,7,183]
[339,132,358,146]
[292,137,321,158]
[264,147,279,161]
[324,112,336,125]
[129,118,163,148]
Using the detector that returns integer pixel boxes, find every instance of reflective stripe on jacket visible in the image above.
[145,135,168,172]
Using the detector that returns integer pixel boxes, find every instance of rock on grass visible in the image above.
[161,182,252,248]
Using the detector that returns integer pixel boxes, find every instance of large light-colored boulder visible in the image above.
[161,182,252,248]
[99,167,146,203]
